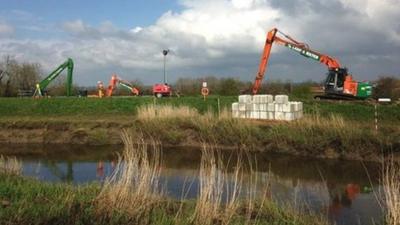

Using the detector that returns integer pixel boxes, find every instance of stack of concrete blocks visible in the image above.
[231,94,303,121]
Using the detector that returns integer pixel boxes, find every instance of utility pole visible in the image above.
[163,49,169,84]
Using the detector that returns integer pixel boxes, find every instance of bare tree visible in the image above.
[373,76,400,100]
[0,57,41,96]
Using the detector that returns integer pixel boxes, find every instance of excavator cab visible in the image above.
[324,68,348,96]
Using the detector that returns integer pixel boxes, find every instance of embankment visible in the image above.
[0,110,398,161]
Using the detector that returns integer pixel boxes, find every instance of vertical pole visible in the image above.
[374,103,378,134]
[163,54,166,84]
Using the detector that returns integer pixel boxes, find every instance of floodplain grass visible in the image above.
[0,96,399,125]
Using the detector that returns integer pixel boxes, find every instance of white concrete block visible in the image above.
[275,104,283,112]
[292,102,299,111]
[291,102,303,112]
[245,103,252,111]
[246,111,251,118]
[246,103,259,111]
[284,112,295,121]
[232,102,239,111]
[239,111,246,118]
[250,111,260,119]
[254,104,260,111]
[259,103,267,111]
[283,103,296,112]
[252,95,261,103]
[254,95,273,103]
[298,102,303,111]
[268,112,275,120]
[275,112,285,120]
[260,111,268,119]
[274,95,289,104]
[267,103,275,111]
[282,103,290,112]
[265,95,274,103]
[238,103,246,111]
[239,95,252,103]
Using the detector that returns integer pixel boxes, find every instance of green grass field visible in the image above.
[0,96,399,124]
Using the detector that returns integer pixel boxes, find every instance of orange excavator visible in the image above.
[253,28,372,100]
[106,74,139,97]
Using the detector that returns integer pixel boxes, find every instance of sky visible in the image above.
[0,0,399,85]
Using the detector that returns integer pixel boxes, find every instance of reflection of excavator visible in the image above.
[33,58,74,97]
[253,28,372,100]
[44,161,74,182]
[106,74,139,97]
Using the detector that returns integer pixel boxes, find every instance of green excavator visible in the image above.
[33,58,74,97]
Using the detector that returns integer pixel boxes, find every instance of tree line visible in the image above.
[0,57,399,100]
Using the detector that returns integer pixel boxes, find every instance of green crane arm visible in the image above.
[34,58,74,97]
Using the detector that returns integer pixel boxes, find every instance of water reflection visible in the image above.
[5,145,383,225]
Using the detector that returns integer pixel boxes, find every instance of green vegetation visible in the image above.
[0,175,329,225]
[0,96,236,117]
[0,96,399,124]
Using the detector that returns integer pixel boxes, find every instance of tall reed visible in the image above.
[96,130,162,221]
[383,158,400,225]
[0,155,22,176]
[192,145,244,225]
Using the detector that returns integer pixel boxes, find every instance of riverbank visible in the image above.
[0,112,398,162]
[0,97,399,161]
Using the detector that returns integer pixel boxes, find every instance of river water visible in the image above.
[2,144,383,225]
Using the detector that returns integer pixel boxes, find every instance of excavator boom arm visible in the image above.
[36,58,74,96]
[252,28,341,94]
[106,74,139,96]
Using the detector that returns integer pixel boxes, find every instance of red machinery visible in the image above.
[106,74,139,96]
[152,83,172,98]
[252,28,372,100]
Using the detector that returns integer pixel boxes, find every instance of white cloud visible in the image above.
[63,20,87,34]
[0,0,399,85]
[0,21,14,37]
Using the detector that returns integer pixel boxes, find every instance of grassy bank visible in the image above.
[0,97,398,160]
[0,104,398,161]
[0,137,328,225]
[131,105,398,161]
[0,97,399,124]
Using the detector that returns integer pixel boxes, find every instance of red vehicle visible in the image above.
[153,83,172,98]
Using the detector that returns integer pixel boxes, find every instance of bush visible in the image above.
[373,76,400,100]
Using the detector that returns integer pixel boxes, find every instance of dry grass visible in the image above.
[192,146,245,225]
[383,158,400,225]
[137,104,200,120]
[0,155,22,175]
[294,113,346,132]
[96,130,162,221]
